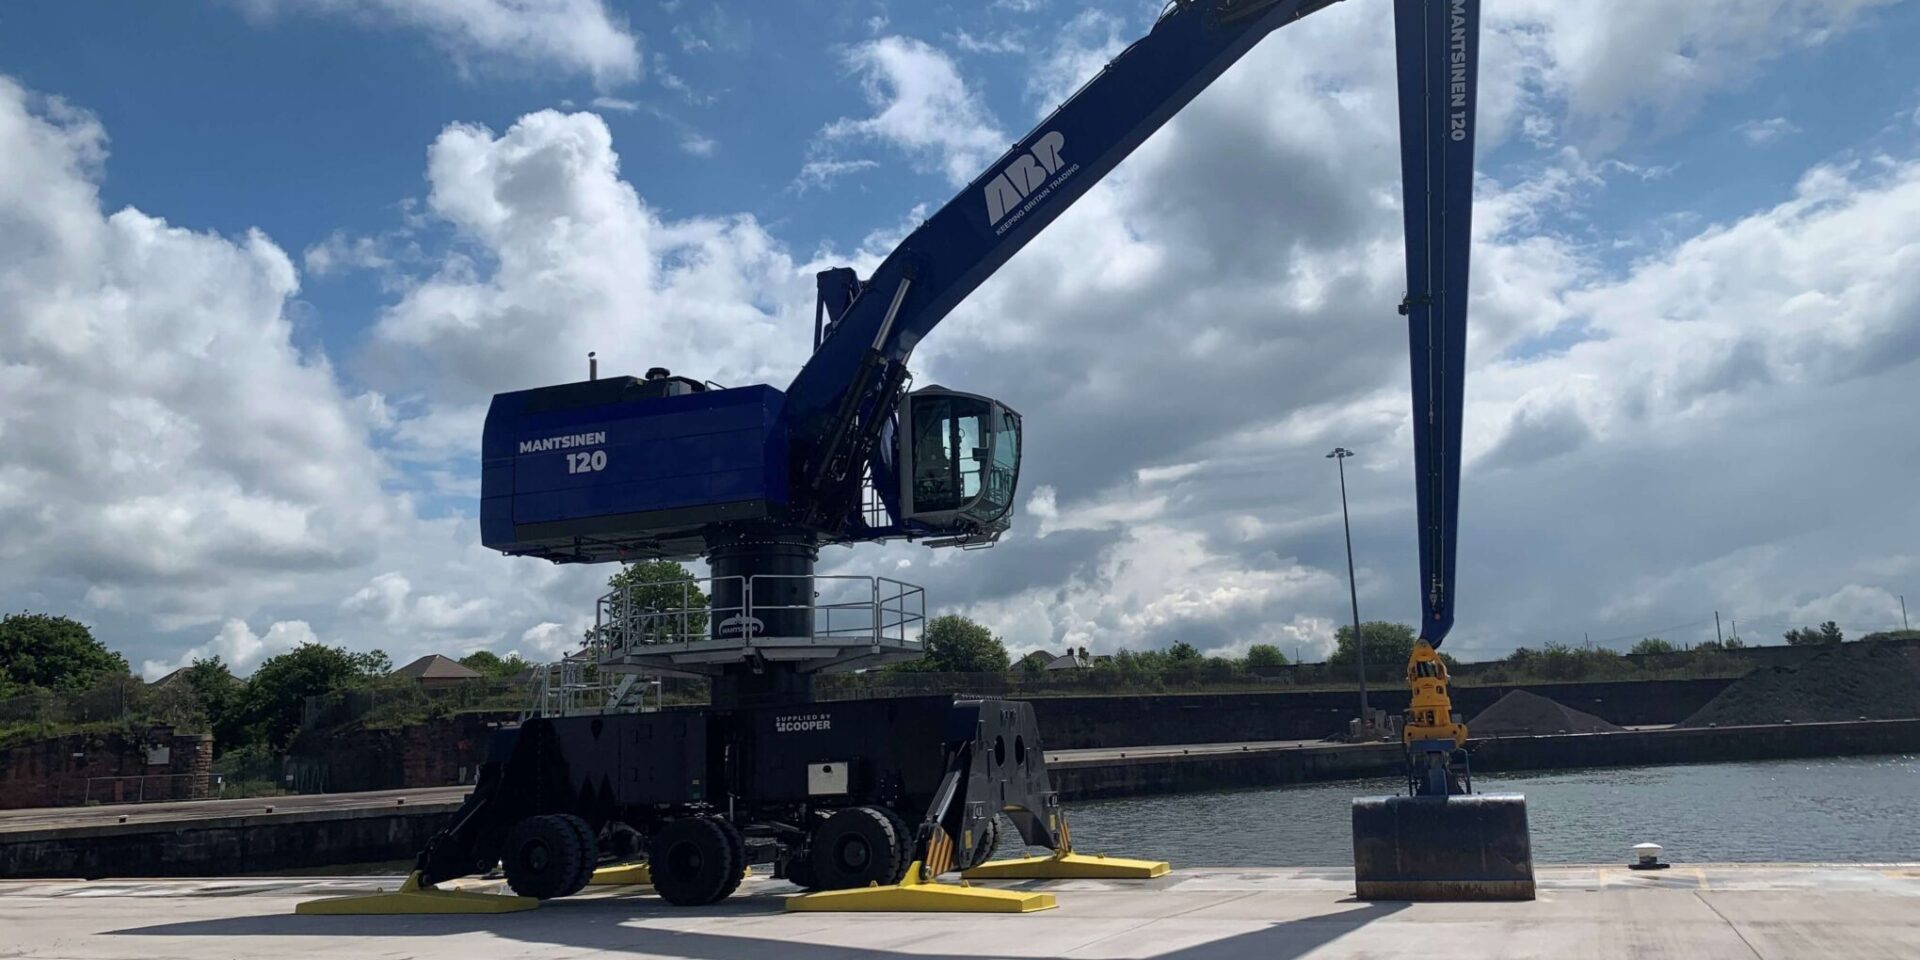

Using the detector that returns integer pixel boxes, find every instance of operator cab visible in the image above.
[897,386,1021,537]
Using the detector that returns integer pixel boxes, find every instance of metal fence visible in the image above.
[0,676,204,730]
[81,772,217,805]
[297,679,531,736]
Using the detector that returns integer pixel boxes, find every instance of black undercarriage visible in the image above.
[414,695,1065,905]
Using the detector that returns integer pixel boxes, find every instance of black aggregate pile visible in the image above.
[1467,689,1624,737]
[1679,643,1920,727]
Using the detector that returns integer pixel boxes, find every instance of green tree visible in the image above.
[1537,640,1584,679]
[1165,640,1202,662]
[608,560,708,640]
[237,643,379,750]
[1016,650,1052,677]
[0,612,130,693]
[459,650,533,679]
[1784,622,1843,646]
[348,648,393,676]
[459,650,505,675]
[1327,621,1420,669]
[1245,643,1288,668]
[1508,640,1628,680]
[1859,629,1920,643]
[1630,637,1675,655]
[180,656,244,748]
[906,615,1010,673]
[1110,648,1166,686]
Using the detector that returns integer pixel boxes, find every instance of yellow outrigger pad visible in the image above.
[786,861,1057,913]
[588,863,748,886]
[587,862,652,886]
[294,872,539,915]
[962,852,1170,880]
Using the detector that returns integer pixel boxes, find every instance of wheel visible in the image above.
[607,822,645,861]
[503,814,590,899]
[964,816,1001,870]
[707,815,747,901]
[782,849,820,889]
[873,805,914,883]
[648,817,736,906]
[556,814,599,897]
[809,806,903,890]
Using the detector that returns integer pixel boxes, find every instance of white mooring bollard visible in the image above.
[1630,842,1669,871]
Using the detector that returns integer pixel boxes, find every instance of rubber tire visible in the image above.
[873,805,914,883]
[557,814,599,897]
[648,817,736,906]
[503,814,589,900]
[783,851,820,890]
[707,816,747,901]
[966,816,1001,870]
[809,806,903,891]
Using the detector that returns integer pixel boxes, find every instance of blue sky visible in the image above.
[4,0,1919,676]
[5,0,1915,378]
[4,0,1912,333]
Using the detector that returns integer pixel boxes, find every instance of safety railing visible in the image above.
[596,575,734,650]
[594,574,925,652]
[523,648,663,720]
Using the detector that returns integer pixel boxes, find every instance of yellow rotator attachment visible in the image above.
[294,871,538,915]
[1401,640,1466,748]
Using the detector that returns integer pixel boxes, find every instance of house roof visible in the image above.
[148,666,242,688]
[147,667,189,688]
[392,654,483,681]
[1044,652,1087,670]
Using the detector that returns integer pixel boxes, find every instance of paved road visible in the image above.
[6,864,1918,959]
[0,740,1382,834]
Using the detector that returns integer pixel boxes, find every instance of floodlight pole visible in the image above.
[1328,447,1369,728]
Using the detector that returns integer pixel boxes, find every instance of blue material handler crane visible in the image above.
[369,0,1531,912]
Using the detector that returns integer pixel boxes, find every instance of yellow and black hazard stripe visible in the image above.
[1048,811,1072,854]
[924,826,955,878]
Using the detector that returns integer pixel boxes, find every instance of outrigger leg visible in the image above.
[296,764,540,915]
[962,812,1170,881]
[787,702,1164,912]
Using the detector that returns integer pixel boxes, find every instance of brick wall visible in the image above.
[290,714,509,794]
[0,731,213,809]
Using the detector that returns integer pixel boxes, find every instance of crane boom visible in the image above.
[1394,0,1476,649]
[782,0,1349,523]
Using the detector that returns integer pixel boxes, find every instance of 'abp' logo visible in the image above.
[984,131,1065,226]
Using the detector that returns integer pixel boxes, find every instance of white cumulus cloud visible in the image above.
[814,36,1009,186]
[237,0,643,86]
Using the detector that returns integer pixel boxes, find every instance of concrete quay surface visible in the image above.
[6,864,1919,960]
